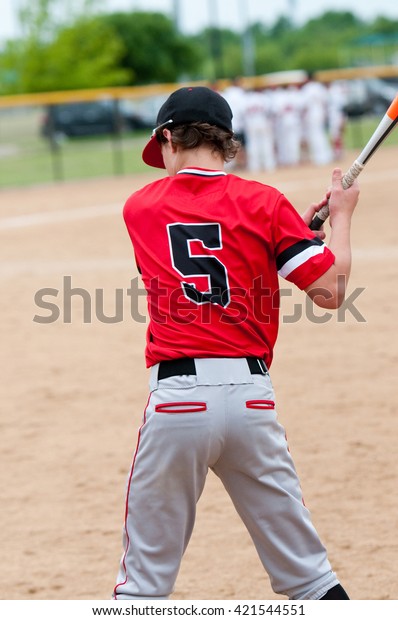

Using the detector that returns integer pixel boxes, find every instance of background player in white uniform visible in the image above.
[327,80,348,160]
[301,73,333,165]
[242,87,276,172]
[113,86,359,601]
[222,78,247,168]
[273,84,304,167]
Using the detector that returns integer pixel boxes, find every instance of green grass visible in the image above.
[1,112,397,189]
[0,132,150,188]
[344,115,398,150]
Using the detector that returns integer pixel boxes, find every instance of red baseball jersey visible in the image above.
[123,168,335,368]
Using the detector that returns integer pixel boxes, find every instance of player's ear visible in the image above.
[162,128,178,156]
[163,128,173,143]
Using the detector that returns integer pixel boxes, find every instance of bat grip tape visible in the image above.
[309,161,364,231]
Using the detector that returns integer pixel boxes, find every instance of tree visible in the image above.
[270,16,295,39]
[0,0,131,94]
[193,27,244,79]
[101,12,203,85]
[254,11,365,73]
[0,18,131,93]
[254,42,286,75]
[1,6,398,95]
[30,18,131,91]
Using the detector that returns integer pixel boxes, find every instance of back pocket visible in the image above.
[246,400,275,410]
[155,401,207,414]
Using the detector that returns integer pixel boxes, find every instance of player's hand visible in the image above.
[328,168,360,226]
[302,195,330,240]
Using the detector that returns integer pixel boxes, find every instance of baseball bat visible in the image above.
[310,92,398,231]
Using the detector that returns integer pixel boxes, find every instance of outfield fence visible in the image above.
[0,84,180,188]
[1,66,397,189]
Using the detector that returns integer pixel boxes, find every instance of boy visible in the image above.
[113,86,359,600]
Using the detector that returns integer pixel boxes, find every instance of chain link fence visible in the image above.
[1,70,397,189]
[0,85,174,189]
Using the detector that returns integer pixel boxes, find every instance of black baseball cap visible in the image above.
[142,86,233,169]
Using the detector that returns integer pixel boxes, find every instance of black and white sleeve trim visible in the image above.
[276,237,326,278]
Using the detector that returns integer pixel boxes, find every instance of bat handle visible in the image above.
[309,206,330,231]
[309,160,364,231]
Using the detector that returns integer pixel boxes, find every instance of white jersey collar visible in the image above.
[177,168,227,177]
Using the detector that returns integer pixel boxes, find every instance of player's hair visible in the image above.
[156,122,240,162]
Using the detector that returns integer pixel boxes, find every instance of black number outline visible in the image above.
[167,222,231,308]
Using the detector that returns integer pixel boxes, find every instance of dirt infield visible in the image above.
[1,149,397,601]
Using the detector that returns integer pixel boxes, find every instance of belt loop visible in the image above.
[150,364,160,390]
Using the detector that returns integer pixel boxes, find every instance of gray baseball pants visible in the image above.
[113,357,339,600]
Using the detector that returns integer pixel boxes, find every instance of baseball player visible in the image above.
[113,86,359,600]
[222,78,247,169]
[273,84,304,167]
[242,87,276,172]
[327,80,348,161]
[301,73,333,166]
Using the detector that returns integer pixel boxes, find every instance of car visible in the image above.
[40,98,157,139]
[365,77,397,114]
[343,78,397,117]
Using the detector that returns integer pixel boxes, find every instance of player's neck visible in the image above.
[174,147,225,175]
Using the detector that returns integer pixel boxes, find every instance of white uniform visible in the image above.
[222,83,246,139]
[222,83,247,169]
[273,86,303,167]
[242,89,276,172]
[114,358,340,600]
[328,81,348,160]
[301,79,333,166]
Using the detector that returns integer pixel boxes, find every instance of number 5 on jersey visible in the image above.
[167,222,231,308]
